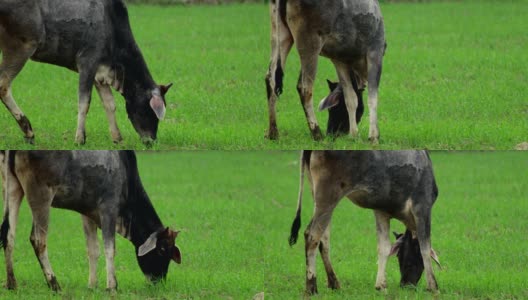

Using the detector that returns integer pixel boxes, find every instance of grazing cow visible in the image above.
[264,0,385,143]
[289,151,440,295]
[0,150,181,291]
[0,0,172,145]
[319,79,364,137]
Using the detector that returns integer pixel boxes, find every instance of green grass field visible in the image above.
[0,151,526,299]
[1,1,526,150]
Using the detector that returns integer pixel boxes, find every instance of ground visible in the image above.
[0,1,526,149]
[0,151,526,299]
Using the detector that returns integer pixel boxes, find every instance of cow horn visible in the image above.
[138,231,159,256]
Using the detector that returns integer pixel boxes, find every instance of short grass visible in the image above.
[0,151,526,299]
[1,1,527,150]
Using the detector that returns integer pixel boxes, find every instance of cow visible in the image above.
[288,150,440,295]
[0,0,172,145]
[264,0,385,143]
[0,150,181,291]
[319,79,364,137]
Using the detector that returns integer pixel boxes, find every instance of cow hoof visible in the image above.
[265,128,279,140]
[49,276,61,292]
[369,136,379,145]
[305,277,318,295]
[24,136,35,144]
[311,127,323,141]
[75,133,86,145]
[112,135,123,144]
[5,278,17,290]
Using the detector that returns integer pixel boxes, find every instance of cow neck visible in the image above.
[116,44,157,102]
[109,0,157,102]
[124,187,164,248]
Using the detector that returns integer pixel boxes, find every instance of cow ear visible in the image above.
[172,245,182,264]
[326,79,338,91]
[150,94,166,120]
[159,83,173,97]
[318,92,340,111]
[138,231,159,256]
[431,248,442,269]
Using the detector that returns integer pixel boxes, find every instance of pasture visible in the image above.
[0,1,526,150]
[0,151,526,299]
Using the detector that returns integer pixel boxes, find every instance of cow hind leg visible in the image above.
[264,2,293,140]
[100,212,117,291]
[27,189,60,291]
[374,210,391,290]
[318,224,340,290]
[413,209,438,292]
[82,215,100,288]
[366,50,384,144]
[1,171,24,290]
[75,64,97,145]
[95,83,122,143]
[0,47,36,143]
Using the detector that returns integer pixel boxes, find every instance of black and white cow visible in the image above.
[265,0,385,143]
[289,151,440,295]
[0,0,172,145]
[0,151,181,291]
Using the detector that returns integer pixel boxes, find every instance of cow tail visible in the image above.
[289,150,311,246]
[0,150,12,249]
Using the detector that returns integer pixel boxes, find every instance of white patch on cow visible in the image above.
[95,65,123,93]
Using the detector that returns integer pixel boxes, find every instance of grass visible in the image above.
[1,1,527,150]
[0,151,527,299]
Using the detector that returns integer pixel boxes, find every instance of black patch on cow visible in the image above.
[275,57,284,96]
[7,150,16,175]
[265,74,272,100]
[0,216,9,249]
[17,115,33,133]
[395,230,424,287]
[279,0,288,26]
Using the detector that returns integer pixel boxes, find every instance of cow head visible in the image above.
[126,83,172,146]
[136,227,181,282]
[318,79,364,136]
[390,231,441,287]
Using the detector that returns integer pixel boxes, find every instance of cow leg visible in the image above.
[318,223,340,290]
[295,38,323,141]
[374,210,391,290]
[366,50,384,144]
[100,212,117,291]
[333,61,360,138]
[95,83,122,143]
[26,187,60,291]
[304,187,339,295]
[413,209,438,292]
[264,2,293,140]
[1,170,24,289]
[82,215,100,288]
[0,47,36,143]
[75,65,96,145]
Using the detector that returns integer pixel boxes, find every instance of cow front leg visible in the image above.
[82,216,100,288]
[318,224,340,290]
[366,50,384,144]
[95,83,122,143]
[264,1,293,140]
[1,166,24,289]
[100,213,117,291]
[75,67,96,145]
[27,191,60,291]
[414,213,438,292]
[374,210,391,291]
[0,47,36,144]
[296,50,323,141]
[333,61,360,138]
